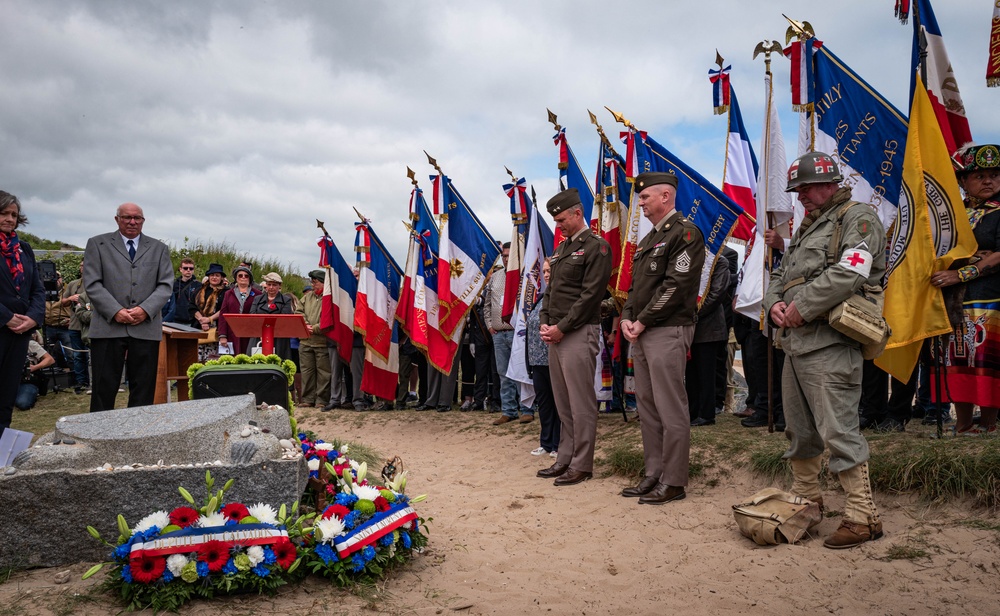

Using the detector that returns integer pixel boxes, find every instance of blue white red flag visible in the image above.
[552,127,596,238]
[720,86,759,243]
[354,221,402,401]
[595,141,630,294]
[395,186,462,374]
[905,0,973,154]
[506,199,553,406]
[319,235,357,364]
[614,127,653,301]
[809,44,909,229]
[433,173,500,337]
[502,176,531,323]
[708,63,732,114]
[784,38,822,111]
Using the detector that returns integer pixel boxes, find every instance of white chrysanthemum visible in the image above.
[166,554,189,576]
[248,503,278,525]
[315,443,334,451]
[353,484,381,501]
[196,512,226,528]
[246,545,265,566]
[349,459,360,471]
[340,444,349,453]
[307,458,321,471]
[315,516,345,542]
[132,510,170,535]
[335,456,346,465]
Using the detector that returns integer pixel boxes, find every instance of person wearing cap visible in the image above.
[217,264,259,356]
[295,269,331,408]
[83,202,173,411]
[535,188,612,487]
[762,151,886,549]
[618,172,704,505]
[932,144,1000,435]
[190,263,227,332]
[247,272,293,361]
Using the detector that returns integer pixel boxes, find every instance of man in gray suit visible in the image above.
[83,203,173,411]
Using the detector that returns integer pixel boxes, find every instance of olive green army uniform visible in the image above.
[621,210,705,487]
[541,227,613,474]
[762,186,885,476]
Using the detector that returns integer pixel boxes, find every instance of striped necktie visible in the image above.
[127,239,136,261]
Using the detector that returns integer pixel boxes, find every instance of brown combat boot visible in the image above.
[823,519,883,549]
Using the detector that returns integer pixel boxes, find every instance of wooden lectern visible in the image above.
[223,314,310,356]
[155,325,209,404]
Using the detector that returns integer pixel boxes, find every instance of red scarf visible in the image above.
[0,231,25,291]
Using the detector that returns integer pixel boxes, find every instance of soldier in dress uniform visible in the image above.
[619,172,705,505]
[536,188,613,486]
[763,151,885,549]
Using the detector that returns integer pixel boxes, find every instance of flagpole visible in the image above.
[784,15,817,150]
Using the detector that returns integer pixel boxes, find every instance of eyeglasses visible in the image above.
[117,216,145,222]
[180,266,194,271]
[236,273,250,279]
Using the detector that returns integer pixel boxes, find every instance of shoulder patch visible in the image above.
[600,243,608,255]
[857,219,872,237]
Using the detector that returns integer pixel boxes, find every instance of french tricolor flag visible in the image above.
[395,186,461,374]
[721,87,759,243]
[906,0,972,154]
[319,236,356,364]
[354,221,402,401]
[502,176,530,323]
[433,173,499,338]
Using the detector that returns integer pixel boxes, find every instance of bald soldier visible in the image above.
[536,188,613,486]
[620,172,705,505]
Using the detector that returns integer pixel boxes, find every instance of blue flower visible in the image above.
[121,565,133,584]
[263,547,277,565]
[362,545,376,563]
[314,543,336,564]
[326,450,338,461]
[400,531,412,549]
[222,559,238,575]
[140,526,161,541]
[162,569,174,583]
[252,563,270,578]
[196,561,209,578]
[380,534,394,547]
[113,543,131,561]
[334,493,358,507]
[297,432,307,441]
[350,553,366,572]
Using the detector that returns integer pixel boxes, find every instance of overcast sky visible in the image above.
[1,0,997,276]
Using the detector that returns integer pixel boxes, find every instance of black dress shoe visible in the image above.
[536,463,569,478]
[690,417,715,427]
[621,476,659,497]
[320,402,337,412]
[638,483,686,505]
[553,469,592,486]
[413,404,433,411]
[436,406,451,412]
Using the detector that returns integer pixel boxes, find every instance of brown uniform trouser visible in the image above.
[549,324,600,473]
[632,324,695,487]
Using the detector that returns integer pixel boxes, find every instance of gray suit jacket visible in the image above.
[83,231,173,341]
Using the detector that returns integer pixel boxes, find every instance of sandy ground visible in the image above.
[3,409,1000,616]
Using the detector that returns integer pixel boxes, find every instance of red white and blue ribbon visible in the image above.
[354,222,371,268]
[129,524,289,560]
[619,128,648,180]
[503,176,529,224]
[783,38,822,112]
[317,235,333,268]
[552,128,569,170]
[708,64,732,114]
[333,505,417,558]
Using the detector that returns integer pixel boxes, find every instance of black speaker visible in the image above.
[190,366,290,408]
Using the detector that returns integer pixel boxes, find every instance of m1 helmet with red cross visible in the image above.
[785,151,843,192]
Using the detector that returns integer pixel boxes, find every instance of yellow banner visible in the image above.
[875,76,977,382]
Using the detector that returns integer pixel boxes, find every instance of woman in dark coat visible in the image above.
[217,265,259,356]
[0,191,46,438]
[247,272,293,361]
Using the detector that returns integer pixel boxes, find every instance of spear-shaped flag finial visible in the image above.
[715,49,725,69]
[782,14,815,44]
[407,166,418,186]
[546,108,561,132]
[424,151,441,173]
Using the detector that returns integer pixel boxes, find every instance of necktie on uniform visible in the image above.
[127,239,136,261]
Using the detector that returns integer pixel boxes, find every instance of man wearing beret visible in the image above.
[296,269,331,408]
[536,188,613,486]
[620,172,705,504]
